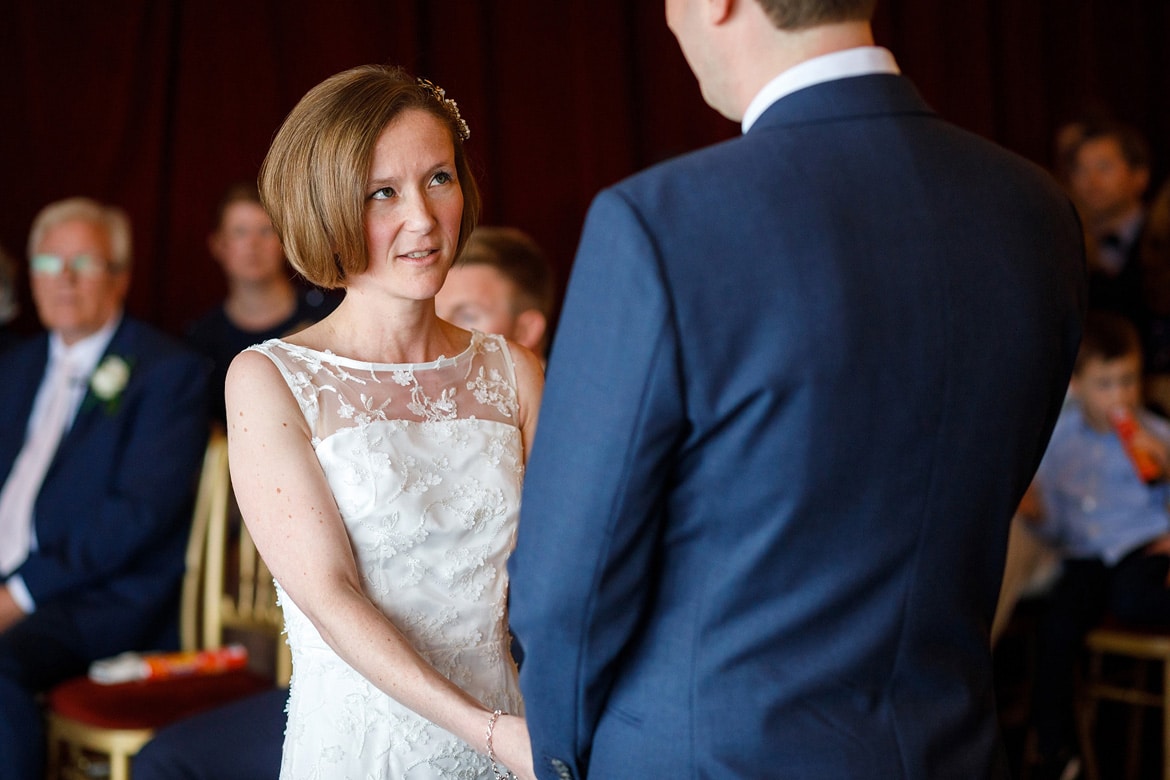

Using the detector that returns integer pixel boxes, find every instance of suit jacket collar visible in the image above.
[742,46,899,132]
[0,335,50,478]
[0,319,143,486]
[58,317,138,449]
[749,73,935,133]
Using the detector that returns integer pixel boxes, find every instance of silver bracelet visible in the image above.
[485,709,515,779]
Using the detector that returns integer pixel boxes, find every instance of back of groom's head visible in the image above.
[754,0,876,30]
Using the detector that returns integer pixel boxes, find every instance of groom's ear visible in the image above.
[708,0,734,25]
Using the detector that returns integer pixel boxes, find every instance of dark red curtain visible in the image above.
[2,0,1168,337]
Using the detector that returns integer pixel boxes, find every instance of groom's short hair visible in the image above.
[754,0,876,30]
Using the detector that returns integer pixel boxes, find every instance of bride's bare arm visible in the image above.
[509,341,545,463]
[224,349,507,759]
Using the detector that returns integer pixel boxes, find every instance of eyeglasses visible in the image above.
[30,253,111,276]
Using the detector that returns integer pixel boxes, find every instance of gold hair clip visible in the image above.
[417,77,470,142]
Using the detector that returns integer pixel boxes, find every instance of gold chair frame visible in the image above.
[45,430,289,780]
[1079,625,1170,780]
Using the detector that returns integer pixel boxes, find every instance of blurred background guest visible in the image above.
[436,225,556,360]
[1139,178,1170,413]
[0,197,209,780]
[1023,312,1170,778]
[185,182,337,426]
[0,243,18,354]
[1069,121,1151,330]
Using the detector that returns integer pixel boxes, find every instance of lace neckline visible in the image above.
[266,331,482,372]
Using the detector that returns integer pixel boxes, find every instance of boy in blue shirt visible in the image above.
[1028,310,1170,778]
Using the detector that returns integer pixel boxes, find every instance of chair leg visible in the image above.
[110,749,131,780]
[45,728,59,780]
[1126,661,1150,780]
[1162,656,1170,780]
[1079,649,1101,780]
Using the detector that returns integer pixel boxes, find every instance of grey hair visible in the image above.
[27,197,133,272]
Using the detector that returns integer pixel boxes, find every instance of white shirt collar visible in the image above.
[49,311,123,378]
[742,46,900,133]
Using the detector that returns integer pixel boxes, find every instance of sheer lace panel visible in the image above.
[248,330,520,447]
[245,331,524,779]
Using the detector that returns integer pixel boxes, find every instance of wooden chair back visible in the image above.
[45,429,289,780]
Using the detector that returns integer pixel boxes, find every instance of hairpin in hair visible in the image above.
[416,77,470,142]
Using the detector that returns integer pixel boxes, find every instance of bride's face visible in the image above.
[358,108,464,303]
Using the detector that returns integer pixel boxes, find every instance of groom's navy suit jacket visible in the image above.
[0,316,208,662]
[510,74,1086,778]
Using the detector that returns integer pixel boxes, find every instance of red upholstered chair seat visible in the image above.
[46,669,273,730]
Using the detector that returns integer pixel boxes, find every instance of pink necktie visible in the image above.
[0,359,81,575]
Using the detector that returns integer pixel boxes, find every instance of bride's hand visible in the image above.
[489,714,536,780]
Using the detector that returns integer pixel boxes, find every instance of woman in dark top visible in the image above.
[186,182,337,424]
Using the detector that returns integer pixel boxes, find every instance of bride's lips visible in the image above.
[397,248,439,264]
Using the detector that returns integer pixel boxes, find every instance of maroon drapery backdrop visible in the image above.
[1,1,1168,338]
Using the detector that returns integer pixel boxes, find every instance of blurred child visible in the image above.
[1026,310,1170,778]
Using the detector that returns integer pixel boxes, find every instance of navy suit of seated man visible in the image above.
[0,197,209,780]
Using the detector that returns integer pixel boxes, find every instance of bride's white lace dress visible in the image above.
[247,331,524,779]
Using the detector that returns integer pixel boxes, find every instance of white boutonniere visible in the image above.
[88,354,132,414]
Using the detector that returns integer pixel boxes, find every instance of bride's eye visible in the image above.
[370,186,396,200]
[431,171,453,186]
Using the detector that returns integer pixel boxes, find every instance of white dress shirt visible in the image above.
[742,46,901,133]
[1095,207,1145,276]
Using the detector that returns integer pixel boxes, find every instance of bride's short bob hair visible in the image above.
[258,64,480,289]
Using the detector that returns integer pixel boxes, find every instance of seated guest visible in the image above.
[436,225,556,359]
[1139,178,1170,413]
[1068,121,1151,328]
[0,197,209,780]
[185,182,337,425]
[132,223,554,780]
[1025,311,1170,779]
[0,243,19,354]
[131,685,288,780]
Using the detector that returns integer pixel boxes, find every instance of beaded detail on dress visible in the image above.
[247,331,524,780]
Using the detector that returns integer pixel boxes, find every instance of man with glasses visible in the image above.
[0,197,208,779]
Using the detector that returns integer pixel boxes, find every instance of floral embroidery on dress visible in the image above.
[408,384,458,422]
[467,366,518,419]
[442,479,508,533]
[359,510,429,559]
[246,331,523,780]
[444,543,495,601]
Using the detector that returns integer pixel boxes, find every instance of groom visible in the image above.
[508,1,1085,778]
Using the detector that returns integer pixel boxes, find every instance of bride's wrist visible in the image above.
[486,714,531,779]
[485,709,512,778]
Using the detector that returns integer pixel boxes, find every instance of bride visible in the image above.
[225,65,540,780]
